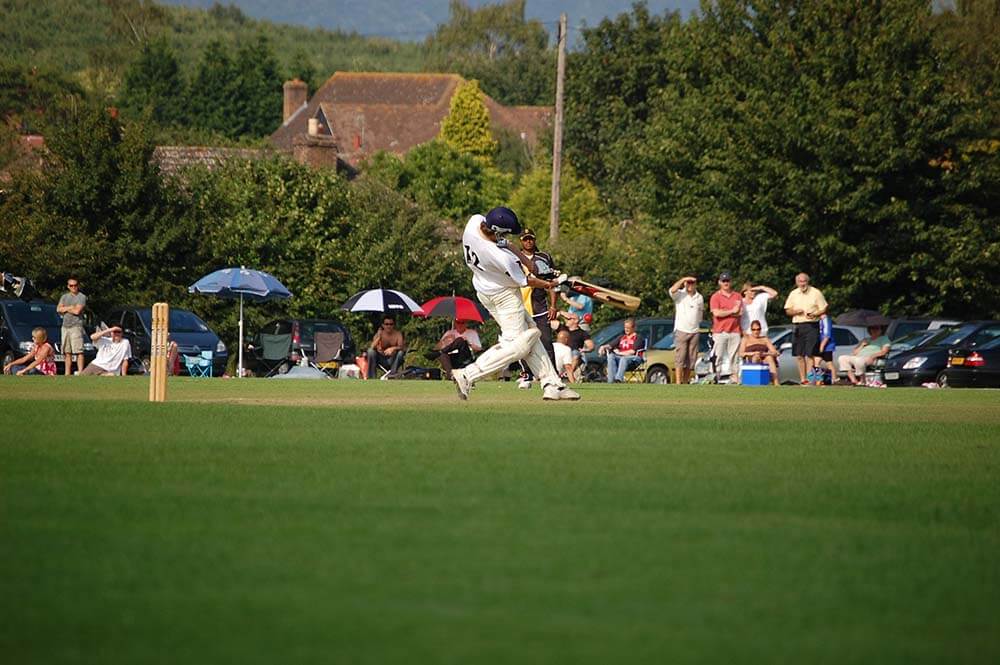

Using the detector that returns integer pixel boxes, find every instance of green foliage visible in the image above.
[439,79,498,161]
[508,163,610,245]
[119,38,186,125]
[0,63,85,133]
[186,40,237,136]
[230,35,283,138]
[0,101,192,313]
[564,3,682,214]
[425,0,554,106]
[363,141,513,224]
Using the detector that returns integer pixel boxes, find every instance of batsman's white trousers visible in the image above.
[462,286,564,388]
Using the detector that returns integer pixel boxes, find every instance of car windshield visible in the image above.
[891,330,936,350]
[138,309,210,333]
[652,332,675,350]
[591,322,624,346]
[934,324,979,347]
[3,301,61,327]
[767,327,790,342]
[300,320,345,344]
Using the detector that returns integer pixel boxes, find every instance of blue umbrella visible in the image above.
[189,266,292,377]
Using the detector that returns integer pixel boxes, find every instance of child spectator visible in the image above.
[3,327,57,376]
[812,312,837,385]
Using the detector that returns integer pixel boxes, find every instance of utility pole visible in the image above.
[549,12,567,244]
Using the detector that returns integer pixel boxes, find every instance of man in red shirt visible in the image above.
[709,271,743,382]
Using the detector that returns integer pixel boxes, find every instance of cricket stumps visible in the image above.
[149,302,169,402]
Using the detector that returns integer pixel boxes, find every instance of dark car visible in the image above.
[944,336,1000,388]
[885,318,960,340]
[105,306,228,376]
[883,321,1000,387]
[244,318,355,377]
[1,299,97,371]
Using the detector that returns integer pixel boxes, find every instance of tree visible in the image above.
[564,3,682,214]
[187,40,238,136]
[637,0,1000,318]
[425,0,554,106]
[439,79,497,161]
[508,163,609,244]
[231,35,282,137]
[119,38,186,125]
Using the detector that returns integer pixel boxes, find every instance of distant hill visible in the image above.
[157,0,701,42]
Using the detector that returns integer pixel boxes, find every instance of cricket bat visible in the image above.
[562,277,640,312]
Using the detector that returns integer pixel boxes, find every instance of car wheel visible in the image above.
[646,366,670,384]
[936,370,949,388]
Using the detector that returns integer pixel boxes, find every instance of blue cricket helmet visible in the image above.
[484,207,522,236]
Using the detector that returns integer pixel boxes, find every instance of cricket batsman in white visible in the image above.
[451,207,581,401]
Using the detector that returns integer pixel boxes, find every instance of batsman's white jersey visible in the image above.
[462,214,527,295]
[459,215,564,389]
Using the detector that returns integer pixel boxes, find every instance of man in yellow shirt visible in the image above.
[783,273,828,384]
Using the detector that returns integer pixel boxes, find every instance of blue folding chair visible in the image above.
[183,351,213,378]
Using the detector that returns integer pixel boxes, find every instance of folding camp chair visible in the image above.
[374,349,409,380]
[183,351,213,378]
[259,333,292,377]
[308,331,345,378]
[623,340,649,383]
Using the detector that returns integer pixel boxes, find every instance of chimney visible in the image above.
[283,79,308,124]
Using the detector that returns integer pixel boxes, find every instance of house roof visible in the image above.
[152,146,271,177]
[269,72,552,165]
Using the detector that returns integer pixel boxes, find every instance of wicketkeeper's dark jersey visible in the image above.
[525,250,556,317]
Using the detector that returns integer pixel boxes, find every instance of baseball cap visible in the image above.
[520,228,536,240]
[719,271,732,281]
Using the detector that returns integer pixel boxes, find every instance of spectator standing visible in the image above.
[838,325,891,385]
[813,311,837,385]
[599,318,645,383]
[81,326,131,376]
[426,319,482,380]
[3,327,57,376]
[669,275,704,385]
[783,273,828,385]
[740,282,778,335]
[709,272,743,383]
[517,228,558,388]
[57,276,87,375]
[366,316,406,379]
[560,286,593,330]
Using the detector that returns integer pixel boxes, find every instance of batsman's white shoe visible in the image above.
[517,377,532,390]
[453,368,472,401]
[543,385,581,401]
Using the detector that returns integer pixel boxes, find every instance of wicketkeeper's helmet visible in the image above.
[484,207,522,237]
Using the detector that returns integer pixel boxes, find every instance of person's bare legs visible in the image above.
[765,356,779,385]
[64,354,73,376]
[796,356,807,383]
[76,353,84,374]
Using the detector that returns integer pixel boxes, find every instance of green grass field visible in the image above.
[2,378,998,664]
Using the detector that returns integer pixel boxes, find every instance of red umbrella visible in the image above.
[417,296,488,322]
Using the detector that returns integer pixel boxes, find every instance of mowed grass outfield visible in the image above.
[1,378,999,664]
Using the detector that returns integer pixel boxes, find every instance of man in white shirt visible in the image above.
[740,282,778,335]
[669,275,704,385]
[451,207,580,401]
[80,326,132,376]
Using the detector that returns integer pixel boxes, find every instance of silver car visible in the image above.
[767,324,869,384]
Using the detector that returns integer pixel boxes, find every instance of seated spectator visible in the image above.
[3,327,57,376]
[838,325,891,385]
[560,286,593,330]
[366,316,406,379]
[425,319,482,380]
[553,329,574,380]
[739,320,780,386]
[81,326,132,376]
[560,312,595,382]
[599,318,645,383]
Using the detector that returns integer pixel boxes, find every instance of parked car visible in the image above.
[886,328,958,358]
[767,324,868,384]
[582,317,676,381]
[944,336,1000,388]
[883,321,1000,387]
[885,318,960,340]
[104,306,228,376]
[642,327,712,384]
[1,298,97,371]
[244,318,355,377]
